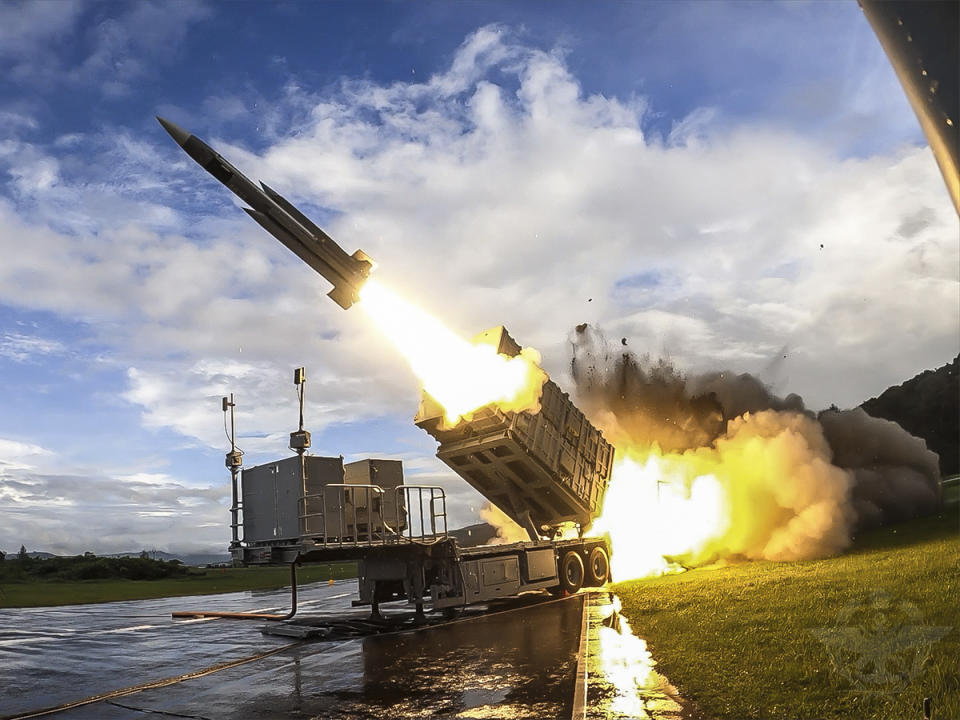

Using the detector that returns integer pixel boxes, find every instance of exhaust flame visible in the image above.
[592,454,729,579]
[591,410,858,581]
[359,280,547,424]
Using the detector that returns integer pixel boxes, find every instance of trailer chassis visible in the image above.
[221,483,610,621]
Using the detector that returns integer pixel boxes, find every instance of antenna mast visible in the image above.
[223,394,243,550]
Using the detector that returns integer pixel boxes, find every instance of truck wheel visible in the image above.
[559,550,585,594]
[586,546,609,586]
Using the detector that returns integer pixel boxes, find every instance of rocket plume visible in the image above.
[574,325,942,580]
[358,280,547,425]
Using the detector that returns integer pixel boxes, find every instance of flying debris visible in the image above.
[157,117,373,309]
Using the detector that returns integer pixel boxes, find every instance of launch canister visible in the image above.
[157,117,373,309]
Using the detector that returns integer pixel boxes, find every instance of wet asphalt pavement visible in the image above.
[1,582,583,719]
[0,580,354,718]
[1,584,704,720]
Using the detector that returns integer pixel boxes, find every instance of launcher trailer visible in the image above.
[226,329,614,619]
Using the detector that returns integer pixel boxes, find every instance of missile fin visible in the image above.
[327,283,357,310]
[351,249,374,268]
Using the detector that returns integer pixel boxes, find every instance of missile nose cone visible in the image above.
[156,116,191,147]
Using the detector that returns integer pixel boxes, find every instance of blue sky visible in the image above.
[0,0,956,555]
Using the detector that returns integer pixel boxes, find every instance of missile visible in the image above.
[157,117,373,309]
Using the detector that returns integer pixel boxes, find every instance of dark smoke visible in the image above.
[570,331,724,452]
[571,325,943,537]
[818,408,941,527]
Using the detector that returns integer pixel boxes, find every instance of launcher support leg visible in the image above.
[280,562,299,621]
[519,510,540,544]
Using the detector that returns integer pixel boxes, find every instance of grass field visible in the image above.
[0,562,357,608]
[615,512,959,720]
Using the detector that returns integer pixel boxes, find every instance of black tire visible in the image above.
[559,550,585,594]
[586,546,609,586]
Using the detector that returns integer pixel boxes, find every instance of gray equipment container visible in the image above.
[241,455,345,543]
[343,459,407,534]
[415,326,613,536]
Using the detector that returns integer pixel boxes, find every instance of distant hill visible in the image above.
[449,523,499,547]
[104,551,233,566]
[7,550,232,566]
[861,355,959,476]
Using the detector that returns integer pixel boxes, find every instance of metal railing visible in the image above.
[397,485,448,541]
[300,483,389,547]
[297,483,447,548]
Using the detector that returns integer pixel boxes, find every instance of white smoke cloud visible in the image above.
[479,503,530,545]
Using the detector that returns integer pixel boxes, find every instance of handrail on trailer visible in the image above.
[300,483,394,547]
[397,485,448,541]
[297,483,449,548]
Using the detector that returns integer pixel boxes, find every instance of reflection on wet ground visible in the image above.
[583,591,708,720]
[0,587,584,720]
[229,594,584,719]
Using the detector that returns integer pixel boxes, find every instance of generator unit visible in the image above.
[240,455,345,543]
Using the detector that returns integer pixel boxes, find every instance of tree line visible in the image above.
[0,548,194,582]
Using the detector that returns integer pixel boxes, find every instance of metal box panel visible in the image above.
[239,463,279,544]
[302,456,347,536]
[415,326,613,532]
[343,459,406,534]
[523,548,557,582]
[480,556,519,586]
[241,455,344,543]
[479,557,521,597]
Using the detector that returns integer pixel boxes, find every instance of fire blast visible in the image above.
[358,280,547,425]
[574,326,941,582]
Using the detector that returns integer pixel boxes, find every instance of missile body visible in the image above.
[157,117,372,309]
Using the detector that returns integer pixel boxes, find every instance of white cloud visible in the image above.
[0,111,38,132]
[0,438,52,471]
[0,332,64,362]
[0,468,230,555]
[238,28,955,408]
[0,1,84,64]
[2,26,955,420]
[123,358,386,455]
[0,25,956,552]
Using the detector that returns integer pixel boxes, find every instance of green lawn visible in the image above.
[0,562,357,608]
[615,512,959,720]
